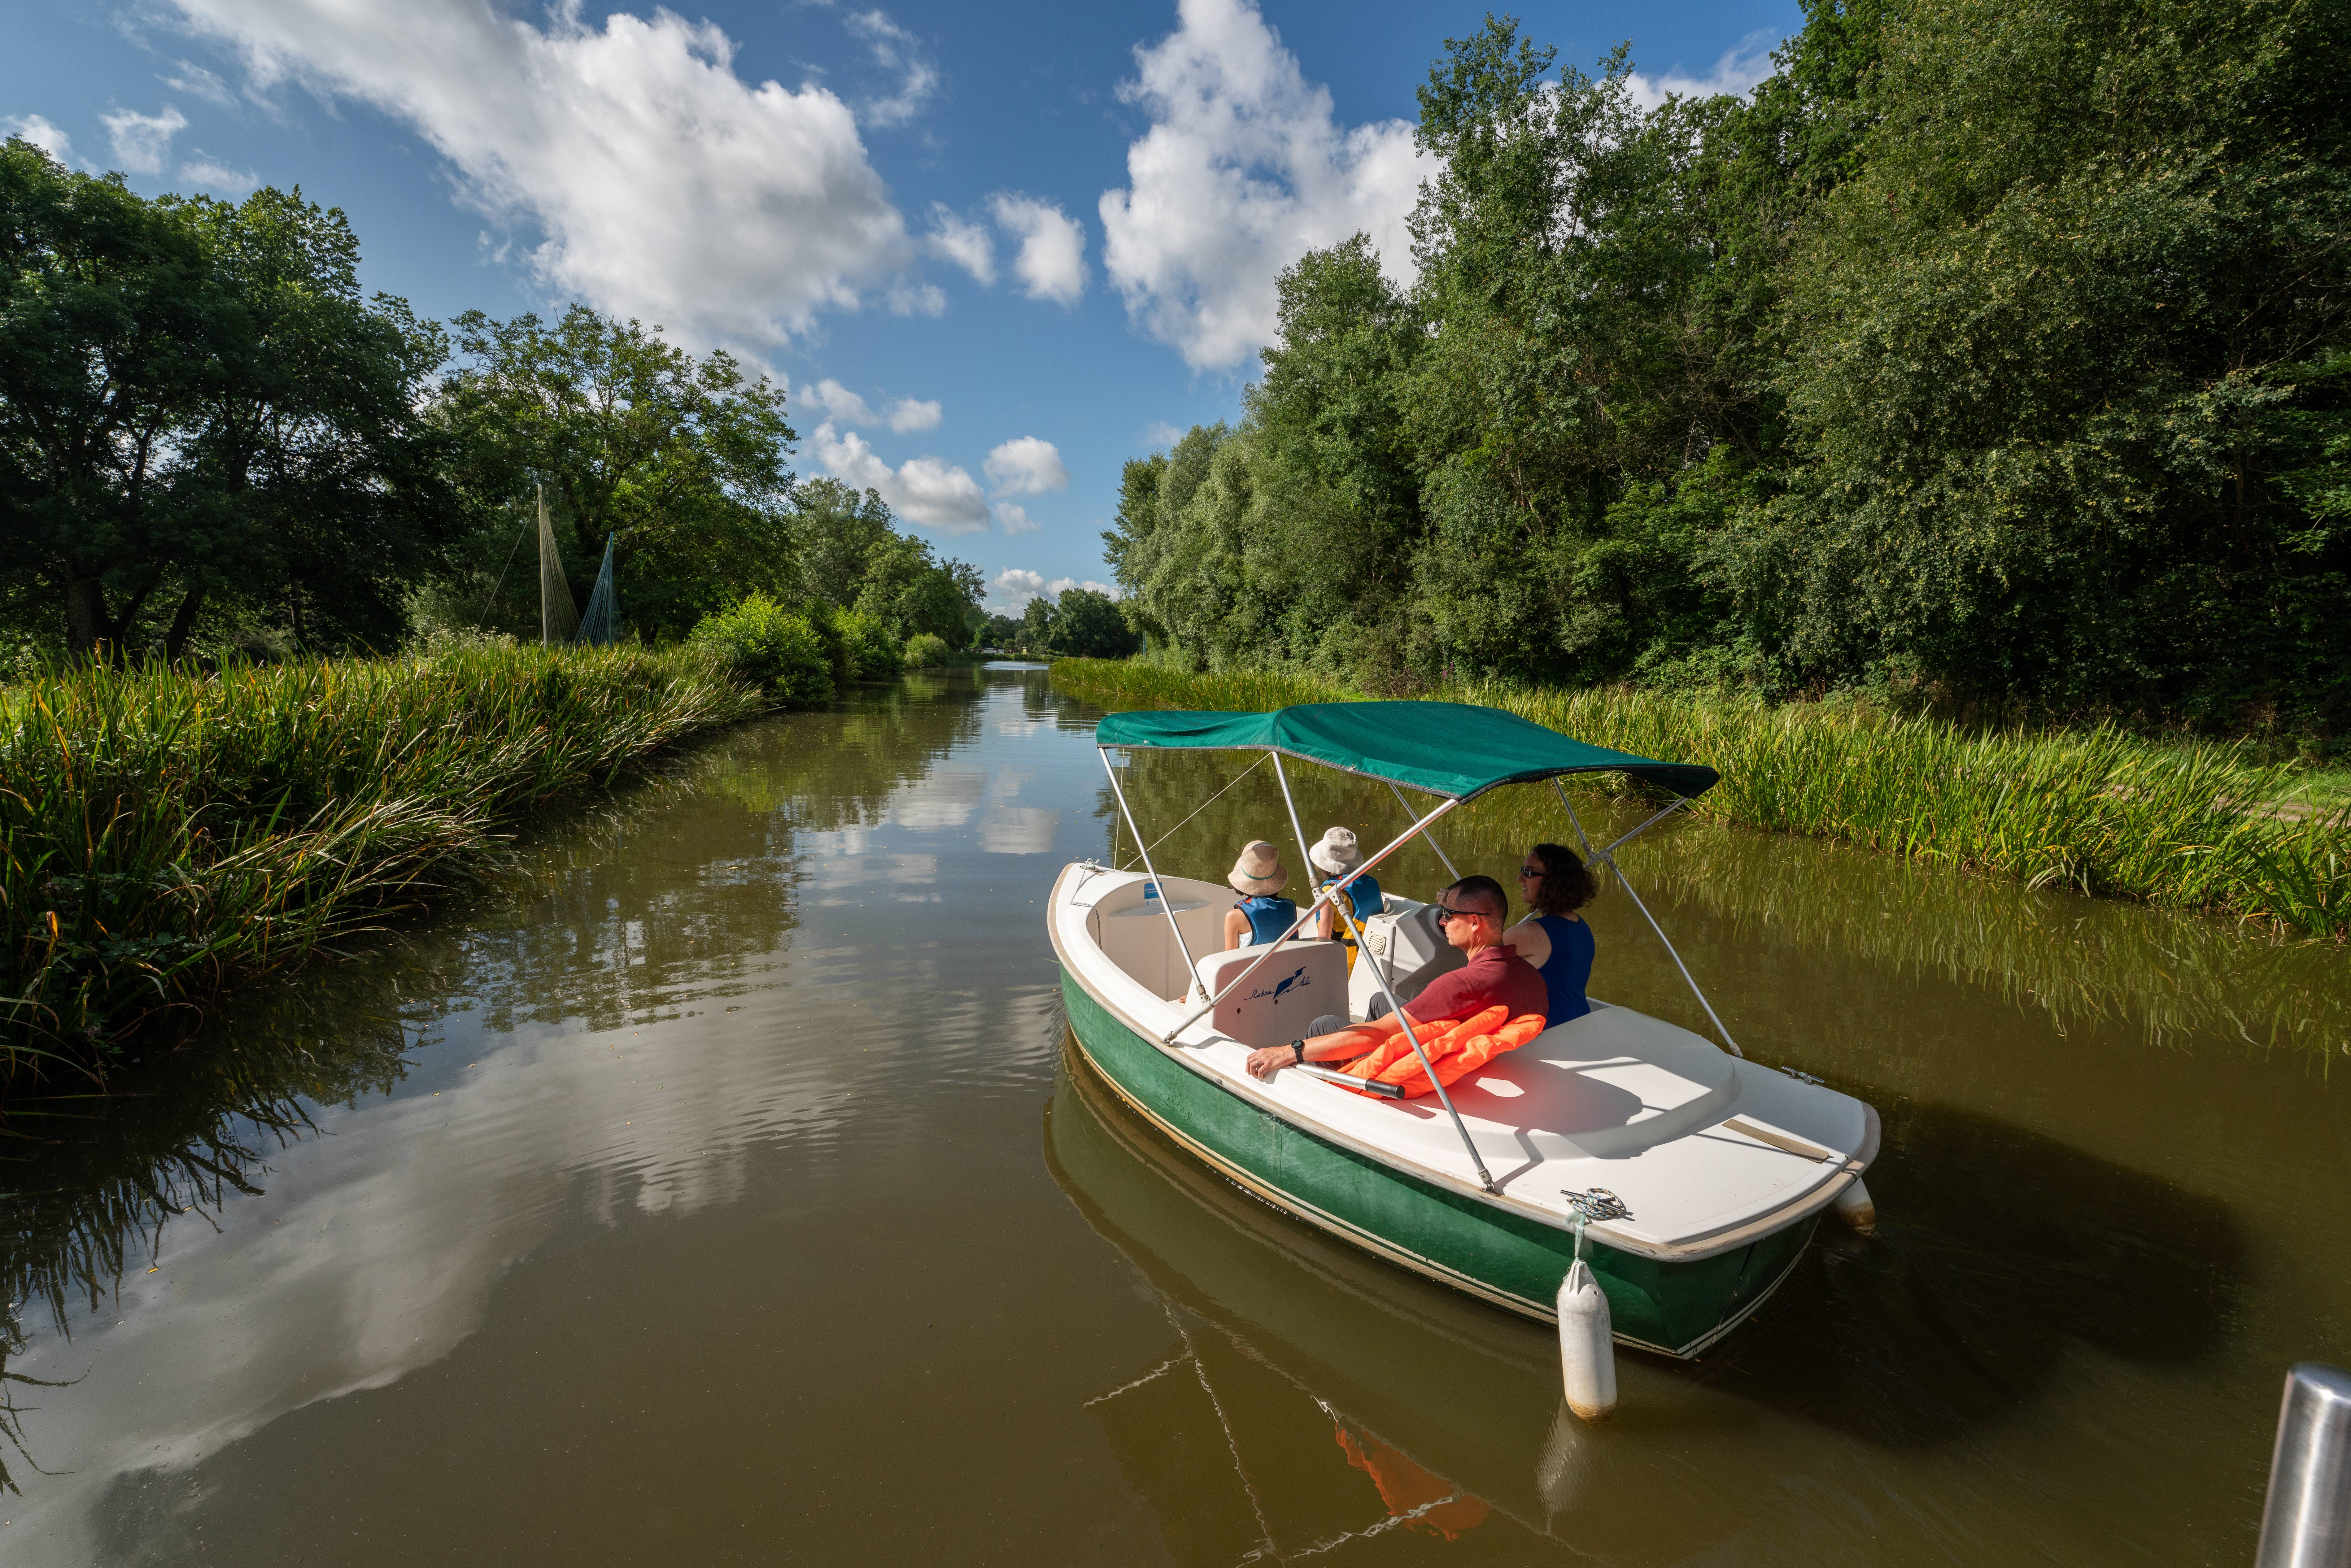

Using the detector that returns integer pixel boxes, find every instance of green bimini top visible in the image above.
[1094,701,1719,802]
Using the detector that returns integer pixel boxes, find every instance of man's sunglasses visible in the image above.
[1435,904,1498,924]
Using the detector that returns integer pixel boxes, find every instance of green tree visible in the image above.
[0,142,452,658]
[1731,0,2351,714]
[167,187,458,653]
[851,532,984,644]
[1043,588,1141,659]
[793,478,896,608]
[1018,595,1056,654]
[439,305,796,639]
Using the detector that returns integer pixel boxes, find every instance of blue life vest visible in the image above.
[1318,875,1383,925]
[1235,895,1297,946]
[1531,913,1595,1022]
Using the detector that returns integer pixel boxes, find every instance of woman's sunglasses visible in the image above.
[1517,865,1544,878]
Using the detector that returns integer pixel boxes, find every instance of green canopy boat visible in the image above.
[1049,701,1879,1359]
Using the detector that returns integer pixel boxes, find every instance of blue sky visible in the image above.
[5,0,1797,610]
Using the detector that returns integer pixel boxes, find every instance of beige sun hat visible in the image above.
[1309,826,1362,877]
[1227,840,1288,896]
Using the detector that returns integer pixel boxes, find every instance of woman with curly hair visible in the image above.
[1500,842,1598,1023]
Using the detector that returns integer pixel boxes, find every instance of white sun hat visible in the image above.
[1308,827,1363,877]
[1226,840,1288,896]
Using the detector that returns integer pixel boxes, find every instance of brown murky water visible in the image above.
[4,663,2347,1564]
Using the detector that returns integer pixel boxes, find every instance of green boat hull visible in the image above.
[1061,971,1814,1358]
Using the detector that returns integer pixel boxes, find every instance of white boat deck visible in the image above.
[1057,862,1877,1259]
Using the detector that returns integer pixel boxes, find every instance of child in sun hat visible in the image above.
[1310,827,1383,967]
[1222,840,1297,950]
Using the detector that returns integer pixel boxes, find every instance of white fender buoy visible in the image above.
[1832,1176,1877,1235]
[1558,1260,1617,1424]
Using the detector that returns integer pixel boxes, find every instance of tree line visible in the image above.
[0,139,984,667]
[1107,0,2350,734]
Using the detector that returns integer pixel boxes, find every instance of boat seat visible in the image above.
[1191,942,1349,1048]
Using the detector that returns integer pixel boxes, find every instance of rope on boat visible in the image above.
[1117,752,1268,870]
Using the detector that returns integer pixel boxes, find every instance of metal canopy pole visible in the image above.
[1387,780,1459,880]
[1099,747,1201,984]
[1162,796,1461,1043]
[1553,786,1743,1060]
[1272,758,1496,1192]
[1552,778,1596,858]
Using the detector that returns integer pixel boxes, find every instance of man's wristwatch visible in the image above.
[1290,1040,1307,1065]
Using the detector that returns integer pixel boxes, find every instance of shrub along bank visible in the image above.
[1048,659,2351,939]
[1,642,767,1078]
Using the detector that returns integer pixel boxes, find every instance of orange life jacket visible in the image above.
[1337,1004,1547,1099]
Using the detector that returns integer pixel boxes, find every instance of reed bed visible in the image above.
[0,643,762,1076]
[1049,659,2351,939]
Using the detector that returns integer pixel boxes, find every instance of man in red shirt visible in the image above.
[1244,875,1547,1082]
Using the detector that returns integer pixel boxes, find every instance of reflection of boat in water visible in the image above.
[1047,1045,1586,1555]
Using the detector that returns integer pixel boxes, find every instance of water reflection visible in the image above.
[1049,1036,2265,1563]
[0,664,2340,1565]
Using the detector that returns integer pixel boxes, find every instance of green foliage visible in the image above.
[904,632,950,668]
[0,643,762,1071]
[437,304,796,641]
[831,606,905,680]
[1049,659,2351,937]
[688,594,835,707]
[793,478,896,609]
[0,141,459,659]
[1104,0,2351,734]
[851,529,985,643]
[1045,588,1143,659]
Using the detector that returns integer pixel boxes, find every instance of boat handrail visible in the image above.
[1274,752,1497,1193]
[1097,748,1201,982]
[1551,781,1743,1060]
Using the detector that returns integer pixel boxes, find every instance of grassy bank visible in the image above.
[1,643,764,1078]
[1049,660,2351,939]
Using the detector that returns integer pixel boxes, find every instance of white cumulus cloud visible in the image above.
[805,379,879,424]
[984,436,1069,497]
[926,204,995,285]
[812,420,988,534]
[102,105,188,175]
[805,381,941,433]
[5,114,74,162]
[991,569,1116,610]
[991,568,1049,609]
[989,193,1087,304]
[179,154,260,194]
[161,0,909,351]
[161,59,239,107]
[846,9,937,129]
[886,280,946,316]
[996,503,1040,535]
[1625,34,1780,110]
[1098,0,1433,371]
[1145,420,1185,447]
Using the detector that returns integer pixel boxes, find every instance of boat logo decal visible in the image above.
[1247,965,1311,1005]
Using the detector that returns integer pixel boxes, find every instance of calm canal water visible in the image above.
[4,663,2347,1564]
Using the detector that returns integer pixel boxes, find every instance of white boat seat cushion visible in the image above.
[1191,942,1350,1048]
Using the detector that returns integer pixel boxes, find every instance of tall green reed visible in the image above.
[1048,659,2351,939]
[0,643,762,1077]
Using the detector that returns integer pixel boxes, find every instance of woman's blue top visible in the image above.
[1235,895,1298,946]
[1531,913,1594,1022]
[1318,875,1383,924]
